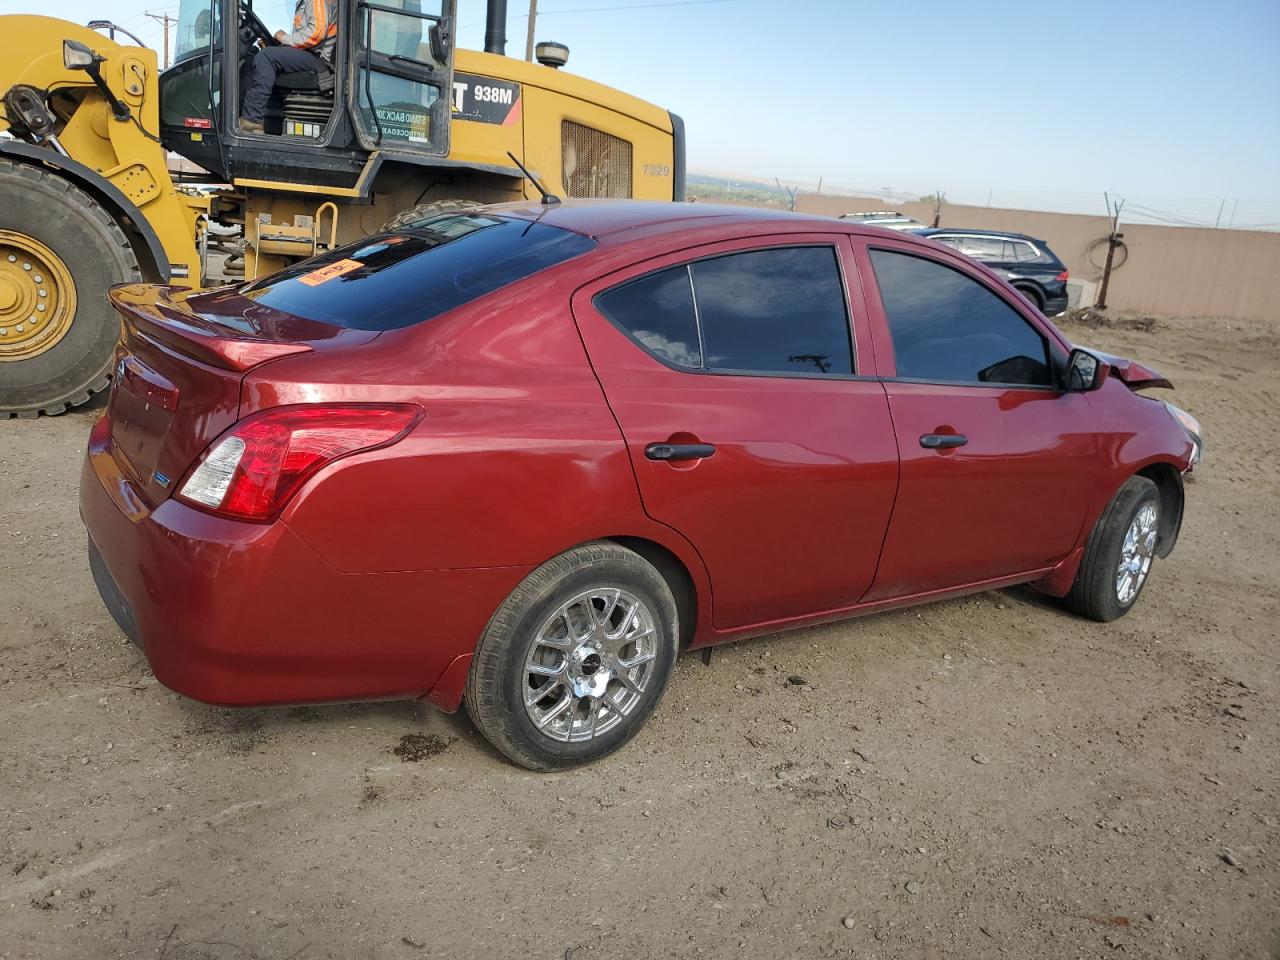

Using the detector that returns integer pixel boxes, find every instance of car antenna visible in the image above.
[507,151,561,205]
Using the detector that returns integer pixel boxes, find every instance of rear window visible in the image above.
[240,214,596,330]
[595,246,854,377]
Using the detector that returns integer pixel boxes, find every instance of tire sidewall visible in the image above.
[0,161,138,411]
[1096,484,1160,620]
[381,199,486,232]
[1015,284,1045,313]
[488,554,678,769]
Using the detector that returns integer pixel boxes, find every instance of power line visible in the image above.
[145,11,177,68]
[463,0,741,28]
[521,0,741,13]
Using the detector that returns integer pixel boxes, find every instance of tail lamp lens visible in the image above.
[1056,270,1070,282]
[177,404,421,522]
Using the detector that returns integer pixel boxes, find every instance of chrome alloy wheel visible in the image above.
[1116,502,1159,604]
[523,587,658,742]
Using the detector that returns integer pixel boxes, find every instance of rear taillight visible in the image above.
[176,404,421,522]
[1056,270,1069,282]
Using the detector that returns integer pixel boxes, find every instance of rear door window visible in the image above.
[595,246,853,376]
[694,247,853,375]
[591,265,701,367]
[869,248,1052,386]
[242,214,595,330]
[955,236,1005,260]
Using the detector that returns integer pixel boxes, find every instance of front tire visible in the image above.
[1065,476,1160,622]
[0,158,141,418]
[380,198,486,232]
[465,542,680,771]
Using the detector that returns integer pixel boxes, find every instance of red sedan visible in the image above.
[80,202,1202,770]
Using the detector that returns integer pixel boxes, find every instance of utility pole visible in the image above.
[1096,192,1125,310]
[525,0,538,61]
[146,11,176,69]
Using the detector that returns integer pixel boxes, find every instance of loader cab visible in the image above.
[159,0,454,187]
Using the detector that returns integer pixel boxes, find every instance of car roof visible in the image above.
[487,199,839,240]
[842,214,918,222]
[480,199,986,261]
[917,227,1044,243]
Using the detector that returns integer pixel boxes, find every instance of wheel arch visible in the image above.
[0,141,170,283]
[1135,460,1184,558]
[424,532,707,715]
[607,536,699,648]
[1012,280,1045,310]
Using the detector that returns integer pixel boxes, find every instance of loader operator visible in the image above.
[240,0,338,134]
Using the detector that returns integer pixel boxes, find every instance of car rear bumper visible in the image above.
[1044,291,1070,316]
[80,416,528,709]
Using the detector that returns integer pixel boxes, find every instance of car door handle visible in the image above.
[645,442,716,462]
[919,433,968,449]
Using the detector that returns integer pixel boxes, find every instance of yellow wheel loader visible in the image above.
[0,0,684,417]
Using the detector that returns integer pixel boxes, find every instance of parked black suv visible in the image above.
[914,228,1070,316]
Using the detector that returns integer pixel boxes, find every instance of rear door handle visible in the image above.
[645,442,716,462]
[919,433,968,449]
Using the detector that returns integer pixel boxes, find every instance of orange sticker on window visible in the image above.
[297,258,363,286]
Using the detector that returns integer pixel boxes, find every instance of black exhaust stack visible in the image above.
[484,0,507,55]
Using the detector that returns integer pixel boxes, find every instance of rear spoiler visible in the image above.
[108,284,312,372]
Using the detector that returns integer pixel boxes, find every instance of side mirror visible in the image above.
[63,39,99,71]
[429,21,448,65]
[1065,348,1109,392]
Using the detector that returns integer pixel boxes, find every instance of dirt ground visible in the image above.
[2,313,1277,960]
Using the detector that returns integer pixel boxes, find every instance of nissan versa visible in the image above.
[80,202,1203,770]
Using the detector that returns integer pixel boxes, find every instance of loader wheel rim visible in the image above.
[0,230,77,362]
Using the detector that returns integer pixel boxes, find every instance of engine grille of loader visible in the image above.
[561,122,633,199]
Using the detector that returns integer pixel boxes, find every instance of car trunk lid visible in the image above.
[105,283,376,507]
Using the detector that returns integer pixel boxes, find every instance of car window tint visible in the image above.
[956,236,1004,260]
[869,249,1052,386]
[690,247,852,376]
[242,215,597,331]
[1014,241,1039,262]
[595,265,701,367]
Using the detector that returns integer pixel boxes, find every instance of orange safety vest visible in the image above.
[292,0,338,53]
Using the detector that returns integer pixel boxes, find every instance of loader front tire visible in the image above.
[380,198,486,232]
[0,158,141,418]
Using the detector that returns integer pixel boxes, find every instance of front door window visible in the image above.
[869,249,1052,386]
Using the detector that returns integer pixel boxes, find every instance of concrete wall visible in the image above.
[789,194,1280,322]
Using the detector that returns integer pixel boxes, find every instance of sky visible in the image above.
[4,0,1278,226]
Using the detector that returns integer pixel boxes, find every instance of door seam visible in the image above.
[564,297,718,604]
[859,378,903,604]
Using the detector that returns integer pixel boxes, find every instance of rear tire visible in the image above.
[465,542,680,771]
[1015,283,1045,314]
[380,198,486,232]
[0,158,141,418]
[1064,476,1160,622]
